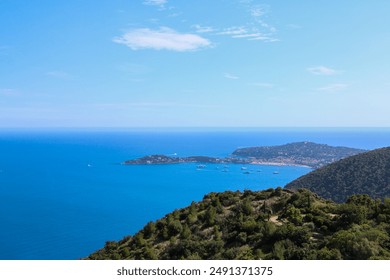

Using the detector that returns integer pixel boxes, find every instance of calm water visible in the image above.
[0,128,389,259]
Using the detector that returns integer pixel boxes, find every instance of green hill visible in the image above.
[86,188,390,260]
[285,147,390,202]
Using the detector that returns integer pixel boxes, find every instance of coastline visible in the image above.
[123,156,313,169]
[123,142,365,169]
[248,160,312,169]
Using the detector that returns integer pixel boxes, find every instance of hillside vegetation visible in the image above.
[87,188,390,260]
[285,147,390,202]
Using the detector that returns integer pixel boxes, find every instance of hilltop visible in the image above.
[285,147,390,202]
[86,188,390,260]
[232,142,366,169]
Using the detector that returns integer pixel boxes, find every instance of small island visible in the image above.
[124,142,366,169]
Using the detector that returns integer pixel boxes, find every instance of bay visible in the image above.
[0,128,389,259]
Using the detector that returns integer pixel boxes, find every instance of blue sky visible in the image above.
[1,0,390,127]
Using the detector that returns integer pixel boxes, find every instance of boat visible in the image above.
[273,171,279,174]
[196,164,206,169]
[241,167,247,170]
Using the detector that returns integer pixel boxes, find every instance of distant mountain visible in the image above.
[285,147,390,202]
[86,188,390,260]
[232,142,366,169]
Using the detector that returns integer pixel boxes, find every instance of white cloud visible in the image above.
[218,27,247,36]
[250,5,267,17]
[232,33,260,38]
[218,26,278,42]
[143,0,167,7]
[307,66,340,76]
[113,27,211,52]
[192,24,215,33]
[245,33,279,42]
[258,21,277,33]
[241,2,278,37]
[139,1,278,46]
[317,83,348,92]
[224,73,239,80]
[250,36,279,42]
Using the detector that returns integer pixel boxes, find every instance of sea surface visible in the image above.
[0,128,389,260]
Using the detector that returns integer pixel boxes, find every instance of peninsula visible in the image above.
[124,155,250,165]
[124,142,366,169]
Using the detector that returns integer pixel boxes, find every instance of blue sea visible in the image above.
[0,128,389,260]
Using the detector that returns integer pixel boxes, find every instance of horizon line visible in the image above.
[1,126,390,131]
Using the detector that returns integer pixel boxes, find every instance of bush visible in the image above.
[168,220,183,236]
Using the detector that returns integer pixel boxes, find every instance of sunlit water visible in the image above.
[0,128,389,259]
